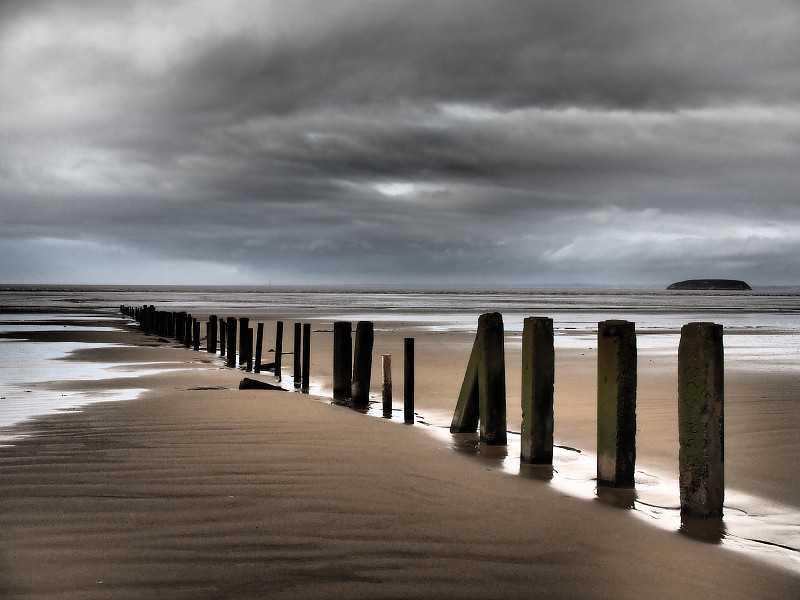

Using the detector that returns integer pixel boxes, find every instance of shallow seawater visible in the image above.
[0,314,181,441]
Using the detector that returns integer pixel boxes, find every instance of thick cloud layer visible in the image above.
[1,0,799,286]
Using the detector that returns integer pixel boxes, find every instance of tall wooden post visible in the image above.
[351,321,374,409]
[382,354,392,417]
[293,323,302,388]
[226,317,237,368]
[254,323,264,373]
[302,323,311,390]
[274,321,284,381]
[333,322,352,403]
[245,327,253,372]
[219,319,226,357]
[208,315,218,354]
[597,320,637,488]
[404,338,415,423]
[678,322,724,518]
[192,319,200,351]
[238,317,249,368]
[520,317,555,465]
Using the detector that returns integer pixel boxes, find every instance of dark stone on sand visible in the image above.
[667,279,751,291]
[238,377,285,391]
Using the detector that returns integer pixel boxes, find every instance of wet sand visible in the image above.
[1,316,799,598]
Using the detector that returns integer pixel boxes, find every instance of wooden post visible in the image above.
[597,320,637,488]
[351,321,374,409]
[274,321,284,381]
[678,322,724,518]
[404,338,414,424]
[226,317,237,368]
[184,315,193,348]
[333,322,352,403]
[238,317,249,368]
[219,319,226,357]
[192,319,200,351]
[208,315,218,354]
[254,323,264,373]
[302,323,311,391]
[293,323,302,388]
[520,317,555,465]
[245,327,253,372]
[382,354,392,417]
[449,313,507,445]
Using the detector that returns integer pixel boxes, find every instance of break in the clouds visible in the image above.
[1,0,799,286]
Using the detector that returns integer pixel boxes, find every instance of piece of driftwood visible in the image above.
[238,377,285,391]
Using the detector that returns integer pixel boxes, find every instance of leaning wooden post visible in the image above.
[382,354,392,416]
[238,317,250,367]
[302,323,311,390]
[520,317,555,465]
[254,323,264,373]
[597,320,637,488]
[404,338,414,423]
[274,321,284,381]
[193,319,200,351]
[351,321,374,408]
[333,322,352,403]
[226,317,237,368]
[293,323,302,388]
[678,322,724,518]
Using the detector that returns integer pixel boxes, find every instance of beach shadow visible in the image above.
[596,485,638,509]
[519,463,555,482]
[449,433,509,467]
[679,515,726,544]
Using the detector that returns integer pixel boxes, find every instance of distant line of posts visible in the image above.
[120,304,724,523]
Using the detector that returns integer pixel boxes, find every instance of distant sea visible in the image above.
[2,284,800,434]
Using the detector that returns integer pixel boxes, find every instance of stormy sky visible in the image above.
[1,1,799,287]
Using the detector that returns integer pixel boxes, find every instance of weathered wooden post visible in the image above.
[274,321,284,381]
[302,323,311,390]
[193,319,200,351]
[333,321,352,403]
[597,320,637,488]
[184,315,193,348]
[245,327,253,372]
[219,319,226,357]
[293,323,302,388]
[382,354,392,417]
[238,317,249,367]
[450,312,507,445]
[177,311,186,342]
[520,317,555,465]
[678,322,724,518]
[226,317,237,368]
[351,321,374,409]
[404,338,415,424]
[208,315,218,354]
[254,323,264,373]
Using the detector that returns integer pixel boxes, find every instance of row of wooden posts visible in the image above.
[450,312,724,520]
[120,305,417,422]
[121,305,724,520]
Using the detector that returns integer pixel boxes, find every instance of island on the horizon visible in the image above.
[667,279,752,291]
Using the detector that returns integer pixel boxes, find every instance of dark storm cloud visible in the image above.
[1,0,799,285]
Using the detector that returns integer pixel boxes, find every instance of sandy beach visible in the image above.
[1,314,799,598]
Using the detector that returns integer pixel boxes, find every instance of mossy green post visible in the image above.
[520,317,555,464]
[449,312,507,445]
[597,320,637,488]
[678,322,724,518]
